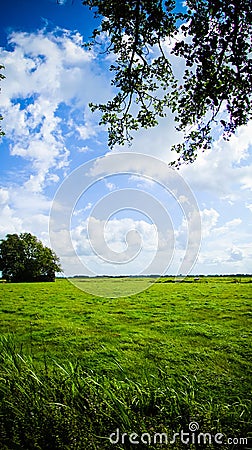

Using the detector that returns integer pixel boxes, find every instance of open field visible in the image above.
[0,277,251,449]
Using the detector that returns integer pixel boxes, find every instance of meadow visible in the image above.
[0,277,251,449]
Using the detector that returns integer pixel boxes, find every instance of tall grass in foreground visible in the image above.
[0,336,251,449]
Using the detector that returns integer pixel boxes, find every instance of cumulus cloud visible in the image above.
[0,27,112,193]
[195,213,251,274]
[200,208,219,237]
[0,204,23,235]
[0,26,112,247]
[228,248,243,262]
[68,216,160,276]
[0,182,52,244]
[0,188,9,204]
[181,121,252,196]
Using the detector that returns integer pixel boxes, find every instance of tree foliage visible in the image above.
[0,233,62,282]
[83,0,252,165]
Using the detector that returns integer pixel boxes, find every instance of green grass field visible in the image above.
[0,277,251,449]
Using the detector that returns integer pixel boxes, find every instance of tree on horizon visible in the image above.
[0,233,62,282]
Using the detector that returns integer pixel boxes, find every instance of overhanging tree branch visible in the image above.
[83,0,252,166]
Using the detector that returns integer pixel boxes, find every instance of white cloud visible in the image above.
[181,121,252,196]
[0,183,52,243]
[228,248,243,262]
[200,208,219,237]
[0,204,23,235]
[129,175,155,189]
[0,188,9,204]
[213,218,242,236]
[194,213,250,274]
[0,27,113,194]
[72,217,157,256]
[0,26,114,251]
[76,122,97,140]
[69,216,161,276]
[73,202,92,216]
[56,0,68,5]
[105,180,116,191]
[77,145,89,153]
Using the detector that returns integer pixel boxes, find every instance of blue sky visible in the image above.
[1,0,252,277]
